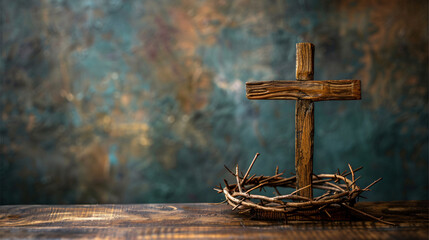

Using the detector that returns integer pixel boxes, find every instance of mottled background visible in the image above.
[1,0,428,204]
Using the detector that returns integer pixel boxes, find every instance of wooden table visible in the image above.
[0,201,427,239]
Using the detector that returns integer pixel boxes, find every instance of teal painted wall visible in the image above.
[1,0,428,204]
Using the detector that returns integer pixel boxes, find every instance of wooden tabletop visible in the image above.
[0,201,428,239]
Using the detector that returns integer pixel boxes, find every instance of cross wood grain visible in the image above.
[295,43,315,200]
[0,201,427,239]
[295,99,314,199]
[245,80,361,101]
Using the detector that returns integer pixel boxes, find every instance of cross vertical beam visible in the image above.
[295,43,314,199]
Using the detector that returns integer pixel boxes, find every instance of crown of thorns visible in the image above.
[214,153,393,225]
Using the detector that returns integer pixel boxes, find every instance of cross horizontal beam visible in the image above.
[246,80,361,101]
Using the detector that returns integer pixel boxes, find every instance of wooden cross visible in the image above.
[245,43,361,199]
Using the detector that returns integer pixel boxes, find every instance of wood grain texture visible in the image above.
[295,99,314,199]
[296,43,314,80]
[245,80,361,101]
[0,201,427,239]
[295,43,315,200]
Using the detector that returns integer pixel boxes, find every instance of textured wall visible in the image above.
[1,0,427,204]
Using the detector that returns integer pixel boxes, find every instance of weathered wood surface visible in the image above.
[295,43,315,200]
[295,99,314,199]
[296,42,314,80]
[245,80,361,101]
[0,201,427,239]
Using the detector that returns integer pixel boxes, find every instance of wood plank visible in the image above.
[295,99,314,199]
[295,43,315,200]
[245,80,361,101]
[0,201,428,239]
[296,43,315,80]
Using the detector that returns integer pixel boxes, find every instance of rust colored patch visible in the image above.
[339,0,428,110]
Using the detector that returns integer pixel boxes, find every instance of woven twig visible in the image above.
[214,153,394,225]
